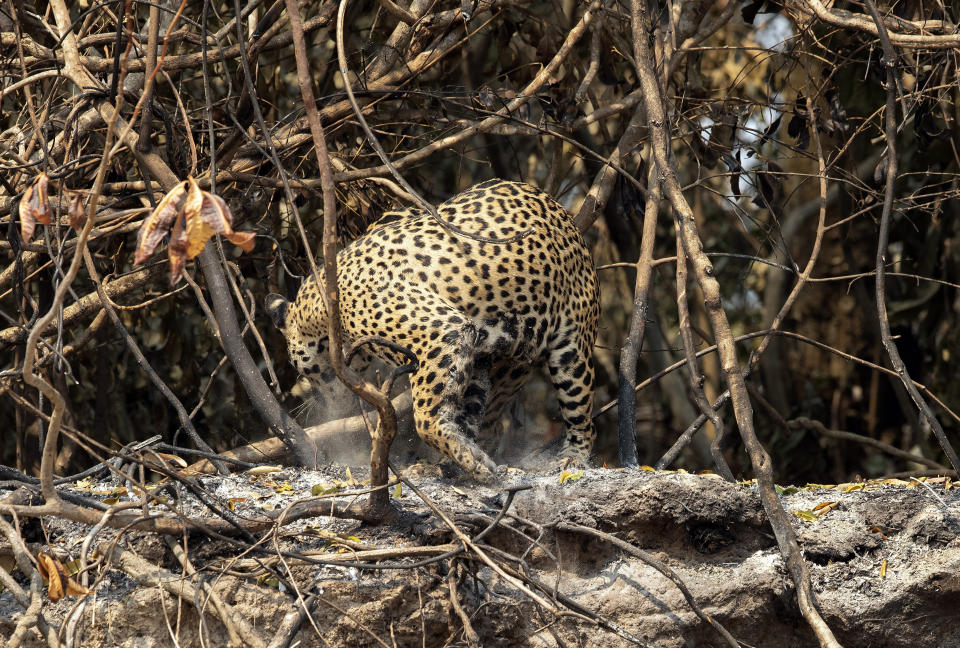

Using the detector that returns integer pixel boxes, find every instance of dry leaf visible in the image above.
[560,470,584,483]
[63,577,91,598]
[227,230,256,251]
[36,552,91,601]
[344,466,359,486]
[167,179,204,284]
[19,172,51,243]
[181,177,209,259]
[142,452,188,472]
[167,211,189,286]
[153,452,188,468]
[880,479,911,486]
[793,509,818,522]
[813,501,839,515]
[247,465,283,475]
[135,180,188,265]
[36,553,63,601]
[68,194,87,231]
[196,185,255,252]
[134,178,256,285]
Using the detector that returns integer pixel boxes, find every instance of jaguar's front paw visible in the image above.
[494,465,526,479]
[553,454,590,474]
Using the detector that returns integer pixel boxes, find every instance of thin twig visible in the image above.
[392,464,559,611]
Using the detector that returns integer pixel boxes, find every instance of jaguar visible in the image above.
[266,179,600,478]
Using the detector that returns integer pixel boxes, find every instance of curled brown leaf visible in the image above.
[36,552,91,601]
[68,194,87,231]
[19,172,51,243]
[196,190,256,252]
[197,189,233,231]
[226,231,256,252]
[134,177,257,284]
[168,211,190,286]
[134,180,189,265]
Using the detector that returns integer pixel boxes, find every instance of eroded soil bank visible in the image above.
[2,468,958,647]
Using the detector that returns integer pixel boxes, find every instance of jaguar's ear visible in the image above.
[265,294,289,330]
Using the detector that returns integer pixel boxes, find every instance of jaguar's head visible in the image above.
[265,279,336,384]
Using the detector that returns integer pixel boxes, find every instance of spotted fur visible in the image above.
[266,179,600,478]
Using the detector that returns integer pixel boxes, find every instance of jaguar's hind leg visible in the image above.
[457,356,492,441]
[410,321,499,479]
[547,335,596,467]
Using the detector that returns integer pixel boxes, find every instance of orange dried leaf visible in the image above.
[19,172,51,242]
[179,179,255,259]
[136,178,255,279]
[135,180,188,265]
[31,173,51,224]
[63,573,92,597]
[176,177,211,262]
[184,210,216,259]
[154,452,188,468]
[193,188,256,255]
[20,212,36,244]
[183,176,204,220]
[197,189,234,232]
[198,190,256,253]
[68,194,86,231]
[36,552,88,601]
[37,553,64,601]
[226,231,256,252]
